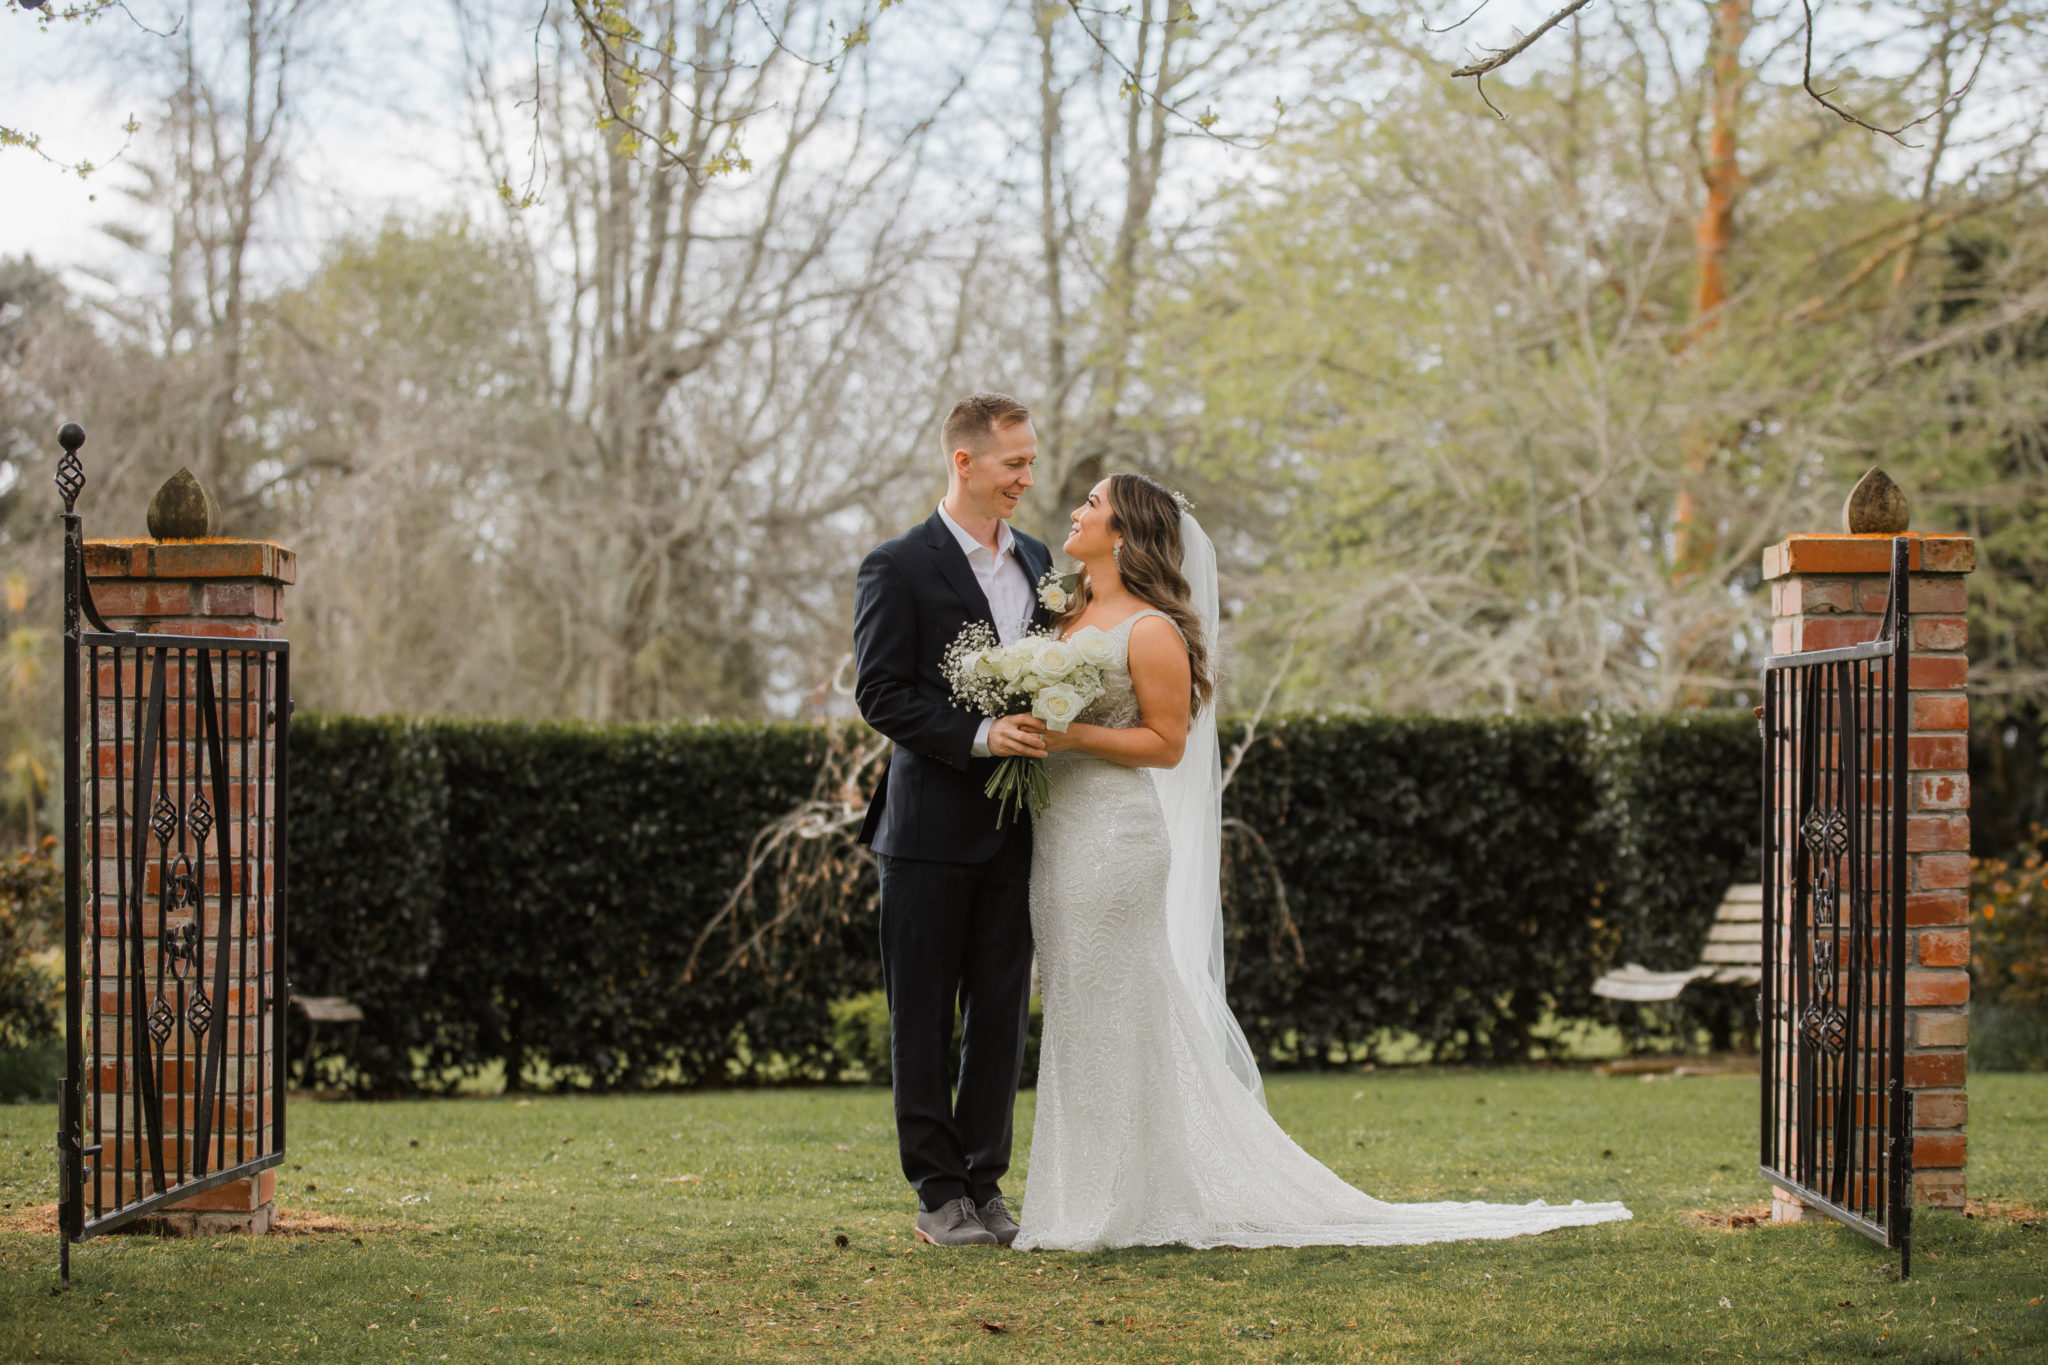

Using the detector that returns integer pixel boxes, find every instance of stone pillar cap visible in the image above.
[83,538,297,585]
[1761,532,1975,581]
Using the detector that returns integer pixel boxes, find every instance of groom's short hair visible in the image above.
[943,392,1031,458]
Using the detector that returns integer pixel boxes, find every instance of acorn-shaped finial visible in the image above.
[146,467,222,540]
[1843,467,1909,535]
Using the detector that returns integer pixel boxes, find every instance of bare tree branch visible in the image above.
[1450,0,1599,79]
[1060,0,1274,148]
[1797,0,1985,147]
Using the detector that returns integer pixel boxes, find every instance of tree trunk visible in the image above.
[1036,1,1070,489]
[1671,0,1750,583]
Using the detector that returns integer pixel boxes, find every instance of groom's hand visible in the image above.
[988,714,1048,758]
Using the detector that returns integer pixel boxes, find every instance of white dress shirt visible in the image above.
[936,501,1035,758]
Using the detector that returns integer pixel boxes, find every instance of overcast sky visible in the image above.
[0,0,487,297]
[6,0,2024,305]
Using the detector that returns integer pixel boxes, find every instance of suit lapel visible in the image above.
[922,511,996,629]
[1014,535,1052,629]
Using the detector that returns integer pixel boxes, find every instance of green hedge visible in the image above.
[1590,712,1763,1050]
[287,717,446,1090]
[288,720,880,1092]
[1217,717,1605,1064]
[287,713,1761,1090]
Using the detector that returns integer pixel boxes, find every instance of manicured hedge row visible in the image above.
[1590,712,1763,1050]
[285,716,446,1087]
[289,717,878,1092]
[287,712,1761,1091]
[1217,717,1605,1065]
[1211,712,1759,1064]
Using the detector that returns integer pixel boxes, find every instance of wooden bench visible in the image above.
[1592,883,1762,1002]
[292,995,364,1078]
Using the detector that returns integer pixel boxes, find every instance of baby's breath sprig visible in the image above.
[942,620,1009,717]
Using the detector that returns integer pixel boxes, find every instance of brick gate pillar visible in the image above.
[1761,487,1974,1216]
[83,482,294,1235]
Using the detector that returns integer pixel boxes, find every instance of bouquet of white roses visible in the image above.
[942,619,1112,826]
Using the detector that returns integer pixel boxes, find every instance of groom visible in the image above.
[853,392,1053,1247]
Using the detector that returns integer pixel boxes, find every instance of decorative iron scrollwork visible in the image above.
[1801,807,1850,861]
[186,987,213,1037]
[1799,804,1851,1056]
[151,793,180,844]
[162,853,201,928]
[1800,962,1849,1055]
[146,995,175,1045]
[164,920,200,980]
[54,423,85,512]
[187,794,213,846]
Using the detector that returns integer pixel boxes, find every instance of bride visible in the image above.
[1013,473,1632,1252]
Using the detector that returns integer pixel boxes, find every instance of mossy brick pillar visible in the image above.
[84,540,293,642]
[82,535,295,1235]
[1761,529,1975,1214]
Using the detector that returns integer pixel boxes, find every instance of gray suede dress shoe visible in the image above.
[915,1196,997,1247]
[976,1195,1019,1246]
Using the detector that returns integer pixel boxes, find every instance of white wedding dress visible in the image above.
[1016,549,1633,1252]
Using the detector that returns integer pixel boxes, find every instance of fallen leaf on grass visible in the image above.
[980,1321,1008,1333]
[1681,1204,1772,1230]
[0,1203,58,1234]
[1965,1199,2048,1224]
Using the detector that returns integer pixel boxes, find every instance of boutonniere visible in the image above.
[1036,565,1080,614]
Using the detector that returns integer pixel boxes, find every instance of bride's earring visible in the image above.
[1112,542,1122,565]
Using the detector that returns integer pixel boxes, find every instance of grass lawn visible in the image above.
[2,1069,2043,1363]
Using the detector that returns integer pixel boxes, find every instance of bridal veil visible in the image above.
[1150,511,1267,1107]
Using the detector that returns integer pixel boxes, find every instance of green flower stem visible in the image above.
[985,755,1051,827]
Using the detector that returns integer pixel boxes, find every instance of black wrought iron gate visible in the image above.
[1759,535,1912,1278]
[53,424,291,1284]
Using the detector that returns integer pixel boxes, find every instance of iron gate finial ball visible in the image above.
[54,423,86,511]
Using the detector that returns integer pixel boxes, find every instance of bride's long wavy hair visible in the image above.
[1058,473,1215,715]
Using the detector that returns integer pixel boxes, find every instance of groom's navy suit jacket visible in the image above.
[854,511,1053,865]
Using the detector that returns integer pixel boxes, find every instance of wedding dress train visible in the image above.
[1016,605,1632,1252]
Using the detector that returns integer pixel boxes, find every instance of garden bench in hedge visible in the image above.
[1592,883,1762,1002]
[293,995,365,1077]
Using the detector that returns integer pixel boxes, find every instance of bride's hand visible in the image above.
[1037,721,1079,753]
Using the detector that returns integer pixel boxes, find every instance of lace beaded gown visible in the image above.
[1016,609,1633,1252]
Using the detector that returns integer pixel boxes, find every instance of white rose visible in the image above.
[1069,625,1114,668]
[1033,638,1080,680]
[1040,583,1069,613]
[1033,683,1084,731]
[996,646,1032,684]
